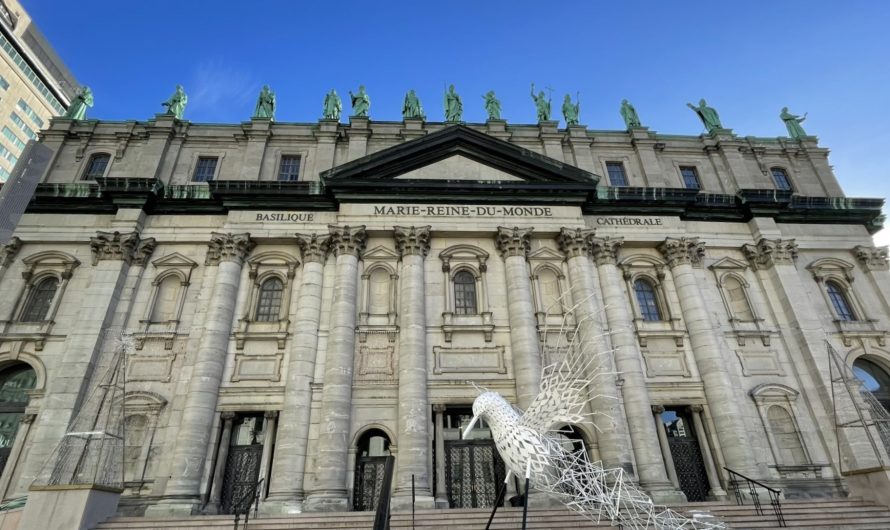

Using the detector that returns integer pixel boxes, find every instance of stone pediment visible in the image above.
[361,245,400,262]
[393,154,523,181]
[708,257,749,271]
[151,252,198,269]
[528,246,565,261]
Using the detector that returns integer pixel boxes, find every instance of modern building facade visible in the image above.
[0,110,888,519]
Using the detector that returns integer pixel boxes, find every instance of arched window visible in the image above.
[453,271,477,315]
[368,268,391,316]
[0,364,36,474]
[770,168,793,191]
[20,276,58,322]
[723,276,753,321]
[124,414,148,482]
[634,278,661,321]
[150,275,181,322]
[537,268,562,316]
[255,277,284,322]
[767,405,807,465]
[826,281,855,321]
[82,153,110,180]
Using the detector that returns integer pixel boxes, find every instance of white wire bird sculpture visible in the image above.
[464,298,726,529]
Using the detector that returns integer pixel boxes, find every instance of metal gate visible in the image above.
[353,455,388,511]
[445,440,506,508]
[668,437,710,502]
[220,444,263,514]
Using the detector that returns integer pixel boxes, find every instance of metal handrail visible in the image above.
[232,478,264,530]
[723,467,785,527]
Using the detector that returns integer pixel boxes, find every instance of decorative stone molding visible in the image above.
[741,238,799,270]
[657,237,705,268]
[328,225,367,257]
[295,233,331,264]
[89,231,141,265]
[590,236,624,266]
[688,404,704,414]
[221,411,237,421]
[265,410,279,420]
[651,405,665,414]
[205,232,255,266]
[556,227,595,258]
[495,226,533,258]
[393,225,432,258]
[0,237,21,267]
[132,238,157,267]
[854,245,890,272]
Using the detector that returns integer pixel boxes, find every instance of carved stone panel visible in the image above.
[433,346,506,375]
[735,348,783,376]
[127,354,175,382]
[640,337,690,377]
[355,331,396,383]
[231,353,282,382]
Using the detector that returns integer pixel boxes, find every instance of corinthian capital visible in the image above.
[657,237,705,268]
[0,237,22,267]
[495,226,533,258]
[394,225,431,258]
[295,232,331,264]
[590,236,624,266]
[205,232,255,266]
[90,231,141,266]
[328,225,367,257]
[557,227,595,258]
[854,245,890,272]
[132,238,157,267]
[741,238,798,270]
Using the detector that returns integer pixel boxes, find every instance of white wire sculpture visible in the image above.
[464,297,726,529]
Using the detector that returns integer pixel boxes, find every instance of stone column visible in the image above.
[689,405,727,499]
[494,227,541,409]
[433,405,448,508]
[304,225,367,512]
[207,412,236,513]
[264,233,330,514]
[392,226,434,509]
[0,237,21,285]
[651,406,681,490]
[259,411,278,500]
[589,234,683,502]
[153,233,254,515]
[657,237,757,476]
[556,229,632,472]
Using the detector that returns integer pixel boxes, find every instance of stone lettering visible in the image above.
[254,212,316,222]
[595,217,663,226]
[369,204,554,218]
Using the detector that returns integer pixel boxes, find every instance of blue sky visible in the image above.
[27,1,890,241]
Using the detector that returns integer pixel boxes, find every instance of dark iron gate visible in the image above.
[668,436,710,502]
[220,444,263,514]
[354,455,389,511]
[445,439,506,509]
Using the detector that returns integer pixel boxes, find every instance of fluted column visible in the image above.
[556,228,632,472]
[657,237,756,476]
[392,226,434,509]
[589,235,683,502]
[265,233,330,514]
[155,232,254,514]
[304,225,367,512]
[495,227,541,409]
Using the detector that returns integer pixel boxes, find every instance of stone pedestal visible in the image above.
[20,485,121,530]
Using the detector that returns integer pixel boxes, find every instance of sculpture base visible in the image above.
[20,485,122,530]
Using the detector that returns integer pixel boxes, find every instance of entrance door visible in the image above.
[353,430,391,511]
[663,408,710,502]
[220,415,265,514]
[445,439,506,508]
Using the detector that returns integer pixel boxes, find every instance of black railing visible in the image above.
[723,467,785,527]
[232,478,264,530]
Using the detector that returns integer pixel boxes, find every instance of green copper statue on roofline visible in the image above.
[780,107,808,138]
[444,84,463,122]
[253,85,275,120]
[349,85,370,117]
[162,85,188,120]
[620,99,641,129]
[530,82,551,122]
[402,89,425,120]
[687,98,722,132]
[483,90,501,120]
[64,86,93,120]
[562,93,580,126]
[323,89,342,120]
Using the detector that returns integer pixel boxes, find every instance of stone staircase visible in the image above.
[93,498,890,530]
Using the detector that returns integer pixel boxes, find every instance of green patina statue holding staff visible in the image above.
[162,85,188,119]
[530,82,551,122]
[402,89,425,120]
[444,84,463,122]
[562,93,580,126]
[64,86,93,120]
[349,85,370,117]
[483,90,501,120]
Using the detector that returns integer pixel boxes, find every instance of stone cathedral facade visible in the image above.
[0,113,888,517]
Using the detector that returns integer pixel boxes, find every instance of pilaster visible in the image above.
[238,119,272,180]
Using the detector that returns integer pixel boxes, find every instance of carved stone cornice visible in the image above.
[556,227,595,259]
[132,238,157,267]
[495,226,533,258]
[657,237,705,269]
[590,236,625,266]
[0,237,22,267]
[741,238,798,270]
[90,231,141,265]
[393,225,432,258]
[295,233,331,264]
[205,232,255,266]
[854,245,890,272]
[328,225,367,258]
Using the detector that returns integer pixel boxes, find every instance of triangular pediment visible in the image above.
[393,154,524,182]
[708,257,749,271]
[361,245,400,261]
[152,252,198,269]
[528,247,566,261]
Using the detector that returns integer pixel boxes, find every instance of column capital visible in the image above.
[221,411,237,421]
[90,231,141,266]
[651,405,665,414]
[854,245,890,272]
[264,410,280,420]
[205,232,255,266]
[591,236,625,266]
[328,225,367,258]
[432,404,447,413]
[688,404,704,414]
[557,227,595,258]
[495,226,533,258]
[295,232,331,264]
[741,238,798,270]
[394,225,431,258]
[657,237,705,268]
[132,237,157,267]
[0,236,22,267]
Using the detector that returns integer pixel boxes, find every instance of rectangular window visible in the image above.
[606,162,628,186]
[9,112,35,139]
[17,99,43,128]
[0,167,9,181]
[771,168,792,191]
[679,166,700,190]
[192,156,218,182]
[0,144,18,165]
[2,126,24,150]
[0,75,8,91]
[277,155,301,181]
[0,33,65,114]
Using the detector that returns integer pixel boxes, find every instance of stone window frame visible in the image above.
[77,150,113,181]
[133,252,197,350]
[749,383,813,468]
[439,244,493,342]
[807,258,869,323]
[186,151,226,183]
[619,254,685,347]
[7,251,79,347]
[273,151,305,182]
[119,390,167,492]
[234,251,298,350]
[358,261,399,328]
[769,166,794,192]
[601,158,631,187]
[715,271,758,323]
[530,262,569,324]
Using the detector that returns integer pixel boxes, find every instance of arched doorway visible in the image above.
[353,429,391,511]
[853,357,890,412]
[0,364,36,474]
